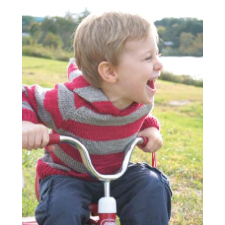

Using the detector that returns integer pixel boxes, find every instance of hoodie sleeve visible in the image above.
[22,84,65,129]
[140,115,160,131]
[22,60,80,129]
[67,58,82,82]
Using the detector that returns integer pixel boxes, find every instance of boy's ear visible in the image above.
[98,61,117,83]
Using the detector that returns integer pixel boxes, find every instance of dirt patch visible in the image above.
[23,72,35,76]
[168,100,191,106]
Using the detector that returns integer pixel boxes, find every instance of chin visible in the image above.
[146,97,154,105]
[146,101,154,105]
[136,95,154,105]
[139,99,154,105]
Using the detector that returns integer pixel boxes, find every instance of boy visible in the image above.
[22,12,172,225]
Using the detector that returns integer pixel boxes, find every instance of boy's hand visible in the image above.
[22,121,55,151]
[138,127,163,153]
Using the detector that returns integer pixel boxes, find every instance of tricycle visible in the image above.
[22,134,156,225]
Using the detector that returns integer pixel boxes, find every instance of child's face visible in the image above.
[114,33,163,107]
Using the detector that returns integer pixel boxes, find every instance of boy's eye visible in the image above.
[145,53,161,61]
[145,56,152,60]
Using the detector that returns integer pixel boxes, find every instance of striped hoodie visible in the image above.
[22,59,160,181]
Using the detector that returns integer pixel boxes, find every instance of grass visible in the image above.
[22,56,203,224]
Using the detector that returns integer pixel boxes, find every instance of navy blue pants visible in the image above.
[35,163,172,225]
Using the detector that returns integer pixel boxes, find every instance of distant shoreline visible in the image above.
[159,71,203,87]
[160,56,203,81]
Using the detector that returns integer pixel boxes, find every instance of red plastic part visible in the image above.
[48,133,60,145]
[99,213,116,224]
[22,222,38,225]
[152,152,157,168]
[138,136,157,168]
[89,203,99,216]
[35,174,40,202]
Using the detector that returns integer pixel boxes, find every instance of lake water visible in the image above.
[160,57,203,80]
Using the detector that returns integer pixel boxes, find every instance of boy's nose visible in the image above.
[154,58,163,71]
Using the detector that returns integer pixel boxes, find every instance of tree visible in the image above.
[22,16,35,33]
[155,18,203,56]
[30,23,41,37]
[41,17,58,34]
[51,16,77,51]
[76,8,90,26]
[179,32,195,55]
[22,16,35,26]
[157,26,166,37]
[178,32,203,56]
[43,33,62,49]
[193,33,203,56]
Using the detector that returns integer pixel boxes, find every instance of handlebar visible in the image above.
[48,134,156,181]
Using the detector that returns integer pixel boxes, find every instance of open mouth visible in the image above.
[147,78,157,90]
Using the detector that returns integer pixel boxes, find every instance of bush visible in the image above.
[22,36,33,46]
[22,45,73,61]
[159,71,203,87]
[22,45,203,87]
[43,33,62,49]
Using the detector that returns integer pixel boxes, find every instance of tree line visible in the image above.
[155,18,203,56]
[22,11,203,59]
[22,9,90,52]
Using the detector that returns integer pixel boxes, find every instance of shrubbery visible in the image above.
[22,45,202,87]
[22,45,73,61]
[159,71,203,87]
[22,14,203,87]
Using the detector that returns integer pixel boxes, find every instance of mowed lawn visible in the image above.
[22,56,203,225]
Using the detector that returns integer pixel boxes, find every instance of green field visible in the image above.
[22,56,203,225]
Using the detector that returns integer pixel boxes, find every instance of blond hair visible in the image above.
[74,12,157,88]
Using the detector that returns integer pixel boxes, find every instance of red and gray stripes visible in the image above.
[22,58,159,180]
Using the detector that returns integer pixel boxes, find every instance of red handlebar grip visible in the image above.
[138,136,149,148]
[138,136,157,168]
[48,134,60,145]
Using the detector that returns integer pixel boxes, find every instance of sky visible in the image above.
[21,0,204,22]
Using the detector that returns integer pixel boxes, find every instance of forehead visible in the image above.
[124,34,158,55]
